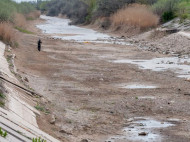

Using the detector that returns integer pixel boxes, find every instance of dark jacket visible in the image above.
[38,40,42,51]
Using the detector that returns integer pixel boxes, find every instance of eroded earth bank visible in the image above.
[10,16,190,142]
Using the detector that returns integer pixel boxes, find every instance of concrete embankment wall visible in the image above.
[0,41,60,142]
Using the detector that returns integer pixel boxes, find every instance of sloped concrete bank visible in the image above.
[0,41,60,142]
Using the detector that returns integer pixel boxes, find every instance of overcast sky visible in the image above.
[14,0,48,3]
[13,0,36,2]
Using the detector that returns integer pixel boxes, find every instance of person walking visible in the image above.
[38,39,42,51]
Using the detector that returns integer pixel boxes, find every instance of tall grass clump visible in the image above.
[26,11,41,20]
[14,13,26,28]
[111,4,159,29]
[0,23,15,45]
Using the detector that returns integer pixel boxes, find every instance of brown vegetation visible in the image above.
[14,13,26,28]
[111,4,159,29]
[0,22,15,45]
[26,11,41,20]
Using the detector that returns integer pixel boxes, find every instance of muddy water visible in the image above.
[37,15,131,45]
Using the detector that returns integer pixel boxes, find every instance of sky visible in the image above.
[14,0,36,2]
[13,0,48,3]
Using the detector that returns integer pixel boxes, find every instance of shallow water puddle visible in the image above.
[138,96,155,99]
[37,15,131,45]
[106,118,175,142]
[118,83,158,89]
[121,84,157,89]
[114,57,190,79]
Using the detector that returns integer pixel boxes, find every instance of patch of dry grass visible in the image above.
[0,22,15,45]
[26,10,41,20]
[14,13,26,28]
[111,4,159,29]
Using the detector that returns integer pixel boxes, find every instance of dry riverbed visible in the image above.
[10,16,190,142]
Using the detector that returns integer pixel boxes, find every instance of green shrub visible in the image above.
[35,104,50,114]
[32,137,47,142]
[0,92,5,107]
[152,0,180,22]
[162,11,175,22]
[0,93,5,99]
[35,104,44,112]
[0,127,8,138]
[83,0,97,23]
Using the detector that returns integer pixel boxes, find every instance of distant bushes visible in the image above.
[94,0,135,18]
[83,0,97,23]
[0,0,17,22]
[152,0,183,22]
[177,0,190,20]
[44,0,160,25]
[0,0,38,24]
[46,0,88,24]
[41,0,190,27]
[111,4,159,29]
[152,0,190,22]
[0,0,36,22]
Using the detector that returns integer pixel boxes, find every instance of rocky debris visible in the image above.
[120,35,125,39]
[139,123,144,126]
[24,77,29,82]
[50,114,56,124]
[41,97,48,104]
[185,78,190,82]
[127,118,134,122]
[138,132,148,136]
[59,126,72,135]
[99,78,104,81]
[128,24,190,57]
[80,139,88,142]
[162,18,190,31]
[184,93,190,96]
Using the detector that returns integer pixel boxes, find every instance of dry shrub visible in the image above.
[0,22,15,45]
[14,13,26,28]
[111,4,159,29]
[26,10,41,20]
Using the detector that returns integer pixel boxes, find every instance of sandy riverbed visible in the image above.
[10,16,190,142]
